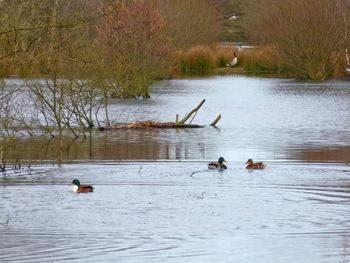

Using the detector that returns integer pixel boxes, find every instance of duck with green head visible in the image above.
[208,157,227,170]
[71,179,94,193]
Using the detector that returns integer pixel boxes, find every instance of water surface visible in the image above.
[4,76,350,163]
[1,162,350,262]
[1,76,350,262]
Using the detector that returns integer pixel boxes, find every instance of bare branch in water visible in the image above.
[190,169,207,177]
[210,114,222,127]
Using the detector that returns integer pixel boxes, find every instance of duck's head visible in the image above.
[218,157,226,164]
[246,159,253,164]
[71,179,81,187]
[71,179,80,192]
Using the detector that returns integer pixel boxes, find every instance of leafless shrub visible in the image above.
[246,0,350,80]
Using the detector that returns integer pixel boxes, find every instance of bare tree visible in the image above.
[0,0,111,75]
[158,0,223,49]
[246,0,349,80]
[98,0,172,98]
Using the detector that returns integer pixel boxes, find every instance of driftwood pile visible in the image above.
[98,121,204,130]
[99,99,221,131]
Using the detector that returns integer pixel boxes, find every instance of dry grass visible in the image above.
[175,45,234,75]
[174,45,292,77]
[239,47,287,74]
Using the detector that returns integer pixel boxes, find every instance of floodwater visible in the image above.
[1,76,350,262]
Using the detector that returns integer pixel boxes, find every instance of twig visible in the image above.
[179,99,206,124]
[138,165,142,174]
[189,111,198,125]
[190,169,207,177]
[154,90,165,100]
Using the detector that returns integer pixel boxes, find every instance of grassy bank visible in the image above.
[174,45,349,79]
[173,45,232,76]
[173,45,289,78]
[2,44,348,80]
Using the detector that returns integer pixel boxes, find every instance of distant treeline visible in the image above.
[0,0,349,88]
[242,0,350,80]
[0,0,239,98]
[0,0,350,85]
[177,0,350,80]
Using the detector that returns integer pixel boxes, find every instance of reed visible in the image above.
[0,65,6,78]
[239,47,288,75]
[176,45,232,75]
[177,46,215,75]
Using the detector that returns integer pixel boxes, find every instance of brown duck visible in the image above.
[245,159,266,170]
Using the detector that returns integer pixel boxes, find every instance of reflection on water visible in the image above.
[2,76,350,163]
[2,77,350,262]
[3,129,208,163]
[1,163,350,262]
[289,146,350,163]
[5,134,350,164]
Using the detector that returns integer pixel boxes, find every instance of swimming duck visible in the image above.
[71,179,94,193]
[208,157,227,170]
[245,159,266,170]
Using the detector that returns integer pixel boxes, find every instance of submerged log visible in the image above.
[99,120,204,131]
[98,99,221,131]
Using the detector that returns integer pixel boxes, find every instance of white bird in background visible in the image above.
[227,50,238,67]
[346,63,350,75]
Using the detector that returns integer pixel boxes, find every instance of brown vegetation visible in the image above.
[175,45,232,75]
[158,0,224,49]
[97,1,173,98]
[239,47,287,75]
[0,0,231,166]
[245,0,350,80]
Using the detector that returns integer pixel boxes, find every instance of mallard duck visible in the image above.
[208,157,227,170]
[70,179,94,193]
[245,159,266,170]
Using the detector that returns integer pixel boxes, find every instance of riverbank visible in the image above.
[174,45,349,80]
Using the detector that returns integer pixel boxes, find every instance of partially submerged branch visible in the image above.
[210,114,222,127]
[99,99,221,130]
[178,99,206,124]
